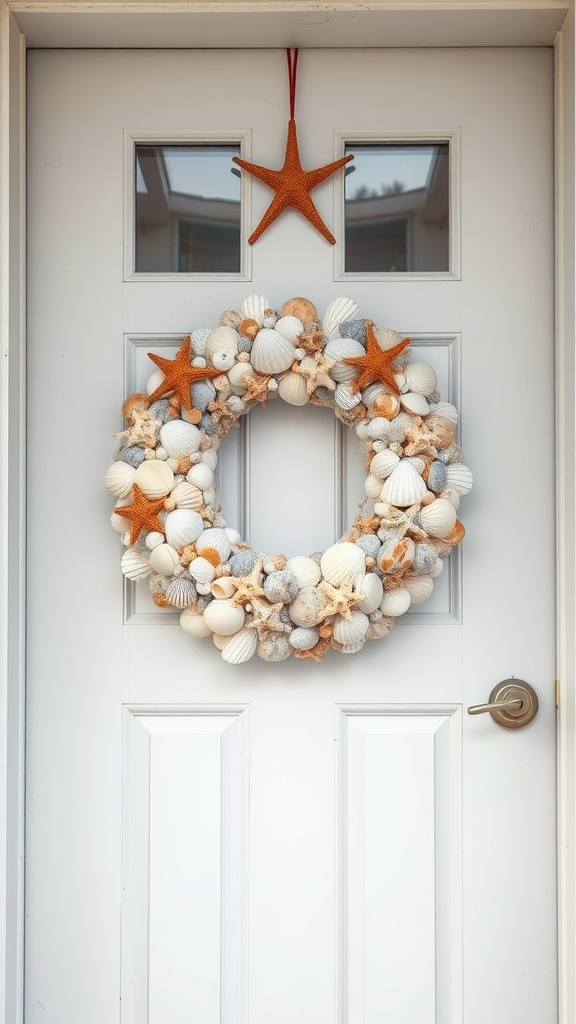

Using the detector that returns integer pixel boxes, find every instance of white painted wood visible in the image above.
[22,41,559,1024]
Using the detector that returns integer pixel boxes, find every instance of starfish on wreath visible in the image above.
[318,579,364,621]
[115,406,162,450]
[146,336,220,419]
[344,323,411,395]
[292,351,336,395]
[115,484,165,546]
[229,560,267,606]
[245,598,291,641]
[242,373,273,406]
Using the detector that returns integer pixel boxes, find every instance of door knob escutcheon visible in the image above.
[467,680,539,729]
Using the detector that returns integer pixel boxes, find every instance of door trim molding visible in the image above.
[1,4,574,1022]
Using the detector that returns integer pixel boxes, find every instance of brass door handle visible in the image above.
[467,679,539,729]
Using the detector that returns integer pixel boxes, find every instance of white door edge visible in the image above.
[1,4,574,1023]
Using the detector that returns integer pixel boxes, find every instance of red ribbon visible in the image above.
[286,48,299,120]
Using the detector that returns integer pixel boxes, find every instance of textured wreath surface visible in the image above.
[105,295,473,664]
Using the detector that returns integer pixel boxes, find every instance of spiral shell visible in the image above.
[380,461,426,507]
[322,297,361,340]
[320,542,365,587]
[251,328,296,374]
[134,459,174,499]
[105,461,135,499]
[203,599,246,636]
[160,420,202,457]
[210,577,238,599]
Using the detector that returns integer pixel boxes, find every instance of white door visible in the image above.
[26,48,556,1023]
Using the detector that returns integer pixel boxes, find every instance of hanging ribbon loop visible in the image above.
[286,48,299,120]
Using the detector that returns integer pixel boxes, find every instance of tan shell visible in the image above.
[160,419,202,457]
[105,461,135,499]
[278,371,309,407]
[425,415,456,449]
[372,392,401,419]
[378,537,415,575]
[221,628,258,665]
[419,498,458,538]
[380,461,426,507]
[227,361,254,395]
[281,297,318,323]
[134,459,174,499]
[203,598,246,636]
[180,607,213,638]
[251,328,296,374]
[320,541,366,587]
[171,481,203,511]
[289,586,329,628]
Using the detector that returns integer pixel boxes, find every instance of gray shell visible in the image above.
[118,445,146,467]
[263,570,300,604]
[229,549,259,576]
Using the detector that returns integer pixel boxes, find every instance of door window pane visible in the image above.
[135,144,241,273]
[344,143,449,273]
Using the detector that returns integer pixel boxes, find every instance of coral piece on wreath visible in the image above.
[147,336,220,419]
[232,50,354,244]
[105,293,473,665]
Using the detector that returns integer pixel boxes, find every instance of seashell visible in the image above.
[373,393,401,419]
[381,461,426,507]
[212,632,229,651]
[289,627,320,651]
[201,449,218,471]
[289,586,329,628]
[278,371,309,407]
[188,557,217,585]
[341,639,367,655]
[322,297,361,339]
[366,417,391,440]
[439,487,461,509]
[433,401,458,425]
[196,528,231,562]
[227,361,254,395]
[320,542,366,587]
[118,445,147,468]
[149,542,180,576]
[134,459,174,499]
[378,537,415,574]
[105,461,135,499]
[405,362,437,396]
[171,481,203,511]
[264,570,300,604]
[332,610,369,645]
[166,577,197,609]
[355,420,370,440]
[442,520,466,547]
[419,498,457,538]
[324,338,365,382]
[219,310,242,331]
[387,412,415,444]
[425,461,448,494]
[210,577,238,600]
[284,555,321,588]
[229,549,259,576]
[340,319,367,345]
[400,392,430,417]
[445,464,473,496]
[240,294,269,325]
[380,588,412,617]
[251,328,296,374]
[281,297,318,323]
[335,383,362,410]
[225,527,242,546]
[204,326,239,371]
[189,379,216,414]
[365,475,384,499]
[275,316,304,344]
[160,419,202,457]
[180,607,212,638]
[424,415,455,449]
[187,463,214,491]
[146,368,165,395]
[370,449,400,479]
[411,542,438,575]
[222,628,258,665]
[164,508,203,547]
[367,617,395,640]
[354,533,381,558]
[257,634,292,662]
[404,575,434,604]
[374,327,402,351]
[355,573,383,614]
[203,598,246,636]
[190,327,211,357]
[430,557,444,578]
[145,531,165,550]
[437,442,463,466]
[121,548,152,581]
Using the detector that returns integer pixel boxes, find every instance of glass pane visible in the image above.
[344,143,449,273]
[135,145,241,273]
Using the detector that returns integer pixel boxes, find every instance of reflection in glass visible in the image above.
[135,145,241,273]
[344,144,449,273]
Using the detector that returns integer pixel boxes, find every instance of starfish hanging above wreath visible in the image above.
[232,50,354,244]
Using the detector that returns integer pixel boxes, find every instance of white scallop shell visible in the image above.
[180,607,212,638]
[120,548,152,581]
[196,528,231,562]
[321,297,361,340]
[210,577,238,600]
[320,541,365,587]
[204,326,239,370]
[240,294,269,325]
[171,481,203,511]
[380,461,426,507]
[134,459,174,499]
[445,464,473,495]
[341,639,367,655]
[289,626,320,651]
[227,361,254,395]
[251,328,296,374]
[278,371,309,406]
[419,498,457,538]
[366,417,391,440]
[221,628,258,665]
[355,573,384,614]
[285,555,322,588]
[370,449,400,479]
[365,475,384,499]
[324,338,365,382]
[186,463,213,491]
[165,577,197,609]
[380,588,412,617]
[145,530,165,550]
[188,557,217,584]
[149,542,181,576]
[164,508,204,547]
[404,362,437,396]
[274,316,304,344]
[203,598,246,636]
[201,450,218,471]
[433,401,458,425]
[160,420,202,457]
[400,392,430,416]
[334,383,362,410]
[104,461,135,499]
[404,575,434,604]
[332,610,369,645]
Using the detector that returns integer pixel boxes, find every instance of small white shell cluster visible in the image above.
[106,296,472,664]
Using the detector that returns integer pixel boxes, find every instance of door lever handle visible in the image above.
[467,679,538,729]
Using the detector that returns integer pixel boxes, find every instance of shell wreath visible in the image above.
[105,295,473,664]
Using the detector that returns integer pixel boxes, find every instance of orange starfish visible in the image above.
[344,323,411,394]
[233,119,353,244]
[147,337,220,418]
[115,484,166,546]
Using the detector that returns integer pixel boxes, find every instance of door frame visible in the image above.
[1,2,574,1021]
